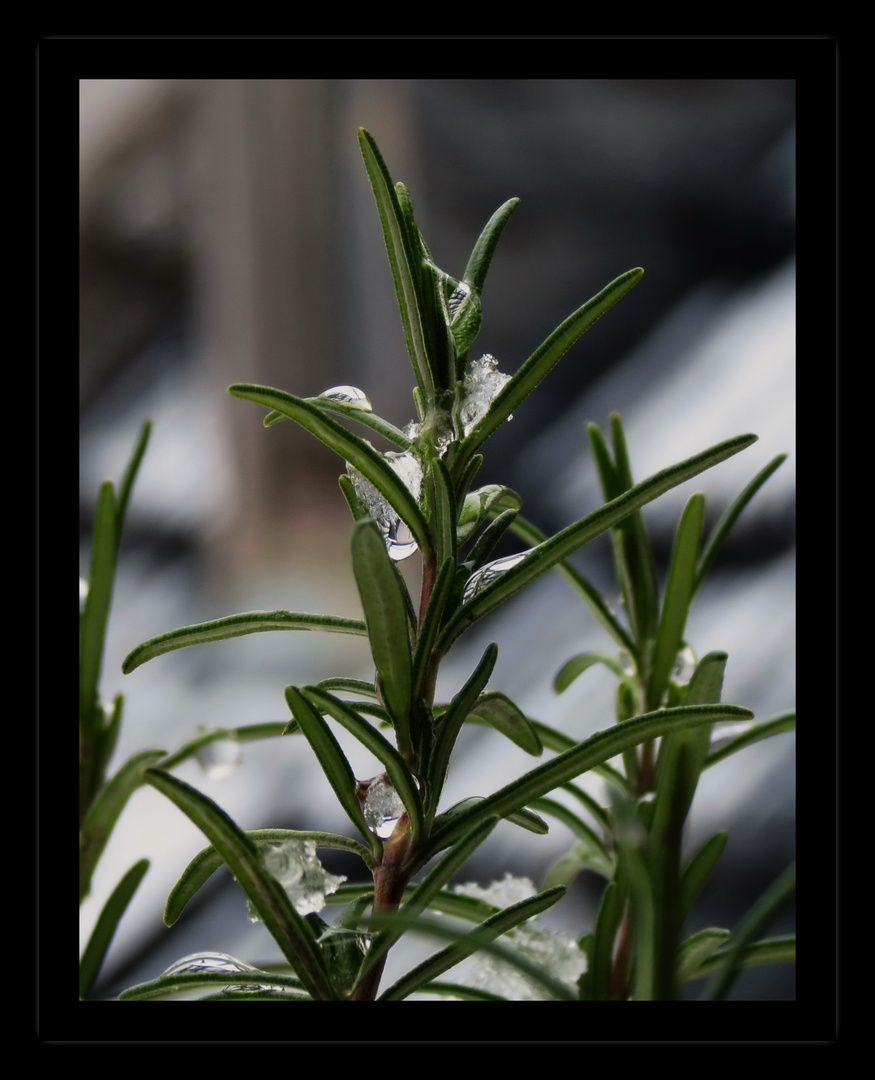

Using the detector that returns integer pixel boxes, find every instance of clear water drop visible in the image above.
[317,385,373,411]
[360,774,405,839]
[459,354,512,436]
[79,577,88,612]
[462,551,530,605]
[672,644,698,685]
[195,737,242,781]
[245,839,346,922]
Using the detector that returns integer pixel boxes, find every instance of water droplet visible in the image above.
[245,839,346,921]
[347,450,423,561]
[161,952,257,978]
[672,644,698,686]
[317,385,373,411]
[359,774,405,839]
[79,577,88,612]
[462,551,530,604]
[459,354,512,436]
[195,737,242,781]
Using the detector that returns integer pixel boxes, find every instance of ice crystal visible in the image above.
[246,839,346,921]
[459,354,512,436]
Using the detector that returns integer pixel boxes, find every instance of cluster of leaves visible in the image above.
[93,129,793,1002]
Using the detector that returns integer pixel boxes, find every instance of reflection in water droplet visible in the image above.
[462,551,530,605]
[672,644,698,686]
[195,737,242,780]
[317,385,373,411]
[79,577,88,612]
[246,839,346,922]
[448,281,472,322]
[348,450,423,561]
[360,775,405,839]
[459,354,512,436]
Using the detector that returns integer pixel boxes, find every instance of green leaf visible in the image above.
[376,885,571,1000]
[143,768,339,1000]
[80,480,117,736]
[651,652,727,849]
[704,712,796,769]
[284,686,381,858]
[358,128,434,401]
[427,457,456,568]
[462,198,521,296]
[703,862,796,1000]
[590,879,624,1000]
[508,513,635,655]
[695,453,788,594]
[676,927,731,986]
[427,643,498,816]
[301,685,423,843]
[114,418,152,538]
[646,493,705,710]
[164,828,374,928]
[692,936,796,981]
[425,703,753,861]
[554,651,630,694]
[466,691,542,755]
[79,748,166,904]
[679,831,728,925]
[455,267,644,463]
[592,415,660,648]
[79,859,150,999]
[440,432,757,650]
[351,520,413,750]
[122,609,366,675]
[227,383,432,556]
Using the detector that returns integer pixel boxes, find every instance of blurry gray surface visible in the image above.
[79,79,795,1000]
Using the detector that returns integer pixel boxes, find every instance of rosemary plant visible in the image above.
[85,129,794,1002]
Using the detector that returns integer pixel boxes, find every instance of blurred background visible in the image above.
[79,78,795,1000]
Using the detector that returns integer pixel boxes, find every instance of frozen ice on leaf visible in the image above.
[317,385,373,411]
[246,839,346,921]
[450,875,587,1000]
[347,448,423,561]
[459,354,512,437]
